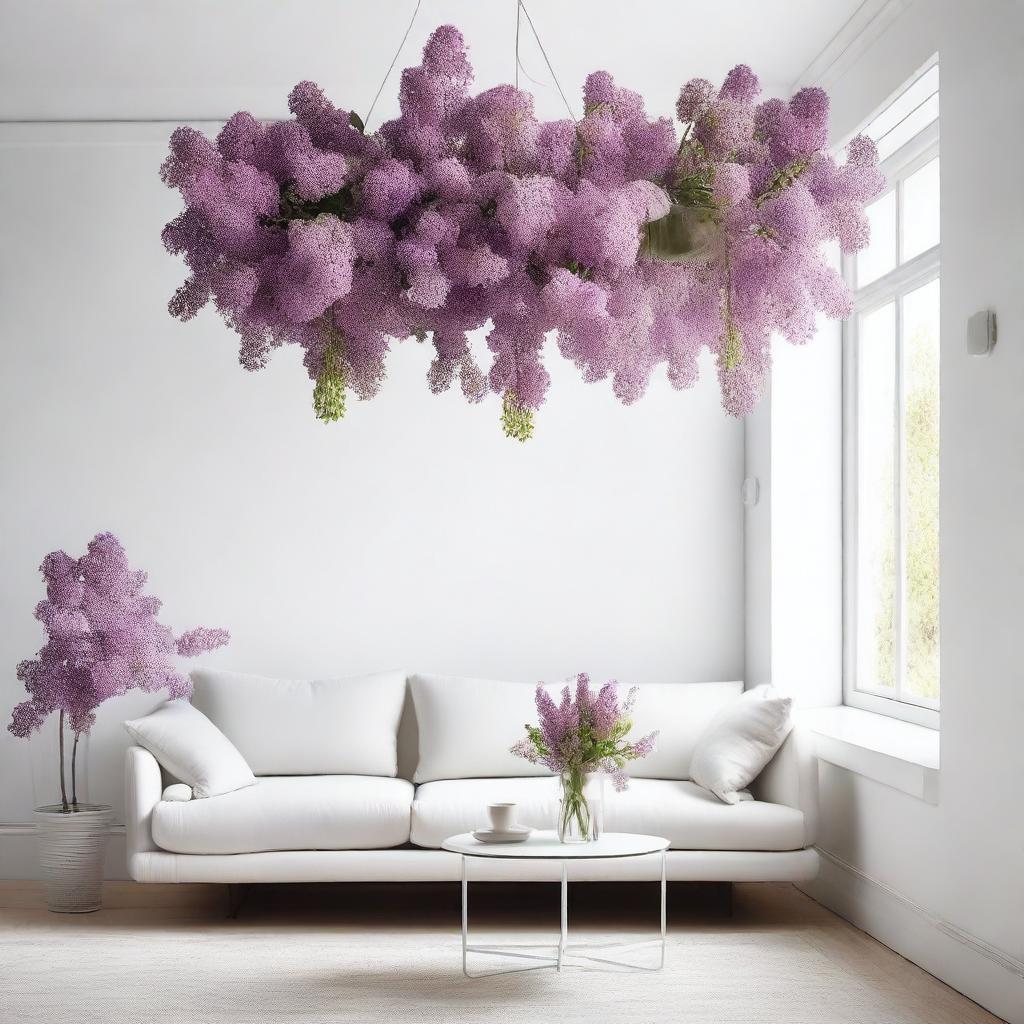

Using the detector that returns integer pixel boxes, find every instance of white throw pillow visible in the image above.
[410,674,560,782]
[124,700,256,799]
[189,669,408,777]
[689,685,793,804]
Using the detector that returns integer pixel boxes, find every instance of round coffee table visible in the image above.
[442,830,669,977]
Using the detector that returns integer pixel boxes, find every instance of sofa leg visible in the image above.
[723,882,734,916]
[226,883,248,919]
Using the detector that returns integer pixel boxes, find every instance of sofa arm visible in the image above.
[749,723,819,847]
[125,745,162,877]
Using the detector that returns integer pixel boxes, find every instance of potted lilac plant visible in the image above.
[8,532,228,912]
[512,674,658,843]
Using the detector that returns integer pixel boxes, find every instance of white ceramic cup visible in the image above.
[487,802,517,832]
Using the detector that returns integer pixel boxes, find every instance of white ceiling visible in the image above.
[0,0,868,122]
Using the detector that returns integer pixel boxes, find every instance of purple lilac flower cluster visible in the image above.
[511,673,658,791]
[9,533,229,740]
[162,24,884,435]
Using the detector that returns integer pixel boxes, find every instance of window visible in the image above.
[844,61,940,728]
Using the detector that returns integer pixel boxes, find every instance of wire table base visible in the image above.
[460,850,667,978]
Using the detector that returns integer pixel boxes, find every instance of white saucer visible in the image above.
[471,826,533,844]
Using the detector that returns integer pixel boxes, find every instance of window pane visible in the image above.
[856,190,896,288]
[902,279,940,702]
[875,92,939,161]
[857,302,898,693]
[866,64,939,150]
[902,158,940,261]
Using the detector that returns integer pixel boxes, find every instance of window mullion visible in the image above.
[894,295,906,703]
[851,245,940,315]
[846,308,859,705]
[895,179,904,266]
[894,178,905,703]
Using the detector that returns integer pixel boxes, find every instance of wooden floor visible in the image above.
[0,881,1005,1024]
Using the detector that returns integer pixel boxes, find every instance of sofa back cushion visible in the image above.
[409,673,744,782]
[626,680,744,779]
[410,674,560,782]
[190,669,407,777]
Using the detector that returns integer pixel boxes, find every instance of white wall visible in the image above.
[769,2,1024,1021]
[0,0,831,877]
[744,312,844,708]
[0,0,861,121]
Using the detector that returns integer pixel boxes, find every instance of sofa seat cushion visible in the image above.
[152,776,414,855]
[604,778,806,851]
[410,777,806,852]
[411,778,559,848]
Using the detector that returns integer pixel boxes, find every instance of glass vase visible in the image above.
[641,203,718,263]
[557,770,603,843]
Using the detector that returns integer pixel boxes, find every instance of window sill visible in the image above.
[799,706,940,803]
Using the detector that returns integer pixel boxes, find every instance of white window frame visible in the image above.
[842,119,940,730]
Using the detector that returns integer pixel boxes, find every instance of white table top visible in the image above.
[442,830,669,859]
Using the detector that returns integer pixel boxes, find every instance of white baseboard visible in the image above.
[801,847,1023,1024]
[0,822,125,836]
[0,824,128,880]
[0,879,227,910]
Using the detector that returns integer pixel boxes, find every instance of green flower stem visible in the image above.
[723,319,742,371]
[501,392,534,442]
[559,768,592,841]
[754,156,810,208]
[720,252,743,371]
[313,323,347,423]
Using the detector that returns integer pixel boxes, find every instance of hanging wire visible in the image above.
[515,0,521,89]
[516,1,578,121]
[513,1,550,91]
[364,0,574,129]
[364,0,424,129]
[515,1,557,94]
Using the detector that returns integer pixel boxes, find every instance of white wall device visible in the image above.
[967,309,996,356]
[742,477,760,507]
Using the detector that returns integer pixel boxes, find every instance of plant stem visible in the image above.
[560,769,592,840]
[70,732,80,809]
[57,711,69,813]
[313,318,347,423]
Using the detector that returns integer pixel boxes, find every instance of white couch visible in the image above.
[125,671,819,884]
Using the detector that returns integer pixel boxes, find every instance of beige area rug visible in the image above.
[2,925,918,1024]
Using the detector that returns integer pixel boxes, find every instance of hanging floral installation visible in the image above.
[161,24,883,440]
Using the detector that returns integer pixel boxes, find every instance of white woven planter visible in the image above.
[34,804,113,913]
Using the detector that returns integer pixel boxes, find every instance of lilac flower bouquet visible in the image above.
[8,533,229,812]
[161,24,883,440]
[512,674,657,842]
